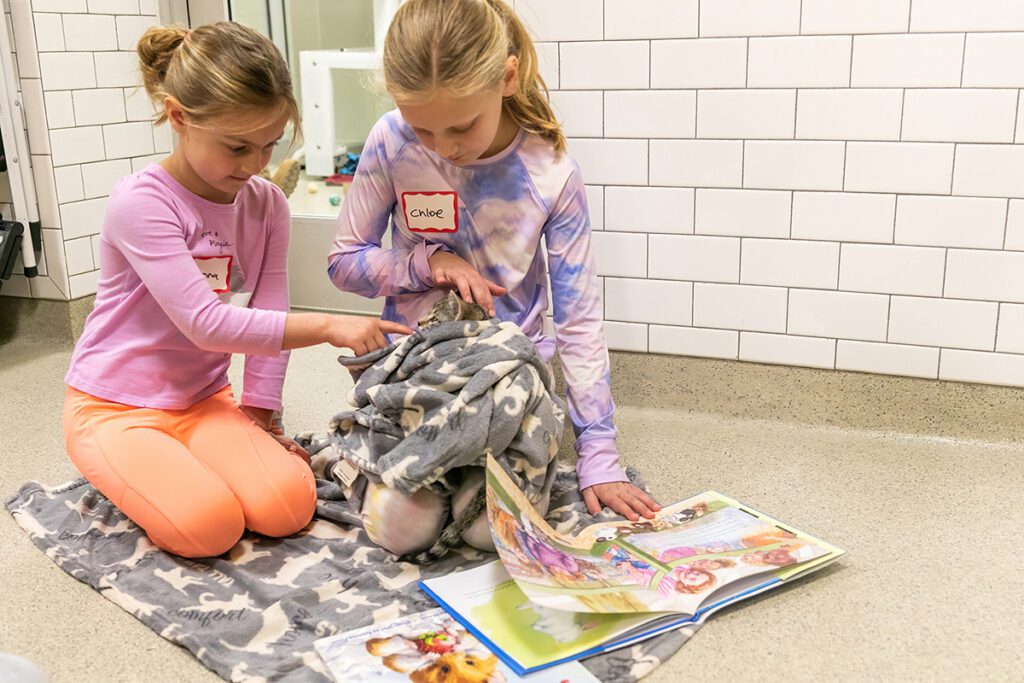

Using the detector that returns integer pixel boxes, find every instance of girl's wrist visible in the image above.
[240,404,274,431]
[319,312,335,343]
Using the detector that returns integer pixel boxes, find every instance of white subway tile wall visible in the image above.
[604,0,697,40]
[650,140,743,188]
[9,1,1024,393]
[800,0,910,35]
[602,320,648,353]
[649,325,738,359]
[549,90,602,138]
[590,232,647,278]
[743,140,846,191]
[8,0,158,299]
[33,13,65,51]
[605,90,696,139]
[513,0,1024,390]
[739,331,836,369]
[649,234,739,283]
[63,14,116,51]
[996,303,1024,353]
[795,89,903,141]
[43,90,75,128]
[836,340,939,379]
[747,36,852,88]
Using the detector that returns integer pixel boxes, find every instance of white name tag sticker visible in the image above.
[401,191,458,233]
[195,255,232,294]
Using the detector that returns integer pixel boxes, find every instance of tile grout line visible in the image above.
[959,31,967,88]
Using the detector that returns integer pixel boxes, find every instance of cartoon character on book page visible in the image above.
[484,457,665,612]
[487,484,646,599]
[315,607,598,682]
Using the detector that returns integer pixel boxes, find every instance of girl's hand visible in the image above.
[240,405,311,464]
[271,434,311,465]
[283,313,412,351]
[428,251,507,316]
[583,482,662,522]
[323,315,413,355]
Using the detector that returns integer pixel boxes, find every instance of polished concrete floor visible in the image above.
[1,335,1022,682]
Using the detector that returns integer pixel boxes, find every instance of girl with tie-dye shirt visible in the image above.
[328,0,661,556]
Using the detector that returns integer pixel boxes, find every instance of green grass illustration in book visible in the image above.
[474,572,646,653]
[423,561,684,674]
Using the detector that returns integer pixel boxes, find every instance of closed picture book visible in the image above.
[313,606,599,681]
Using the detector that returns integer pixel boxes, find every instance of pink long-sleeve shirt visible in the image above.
[327,110,629,489]
[66,164,291,412]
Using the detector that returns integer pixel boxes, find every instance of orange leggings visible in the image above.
[63,385,317,559]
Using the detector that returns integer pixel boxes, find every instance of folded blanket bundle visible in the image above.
[331,317,567,561]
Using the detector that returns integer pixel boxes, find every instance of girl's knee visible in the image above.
[244,471,317,538]
[141,490,245,558]
[363,483,448,556]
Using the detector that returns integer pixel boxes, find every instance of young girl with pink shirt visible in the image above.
[63,22,411,559]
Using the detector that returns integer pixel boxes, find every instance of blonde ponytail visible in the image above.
[484,0,564,152]
[383,0,565,152]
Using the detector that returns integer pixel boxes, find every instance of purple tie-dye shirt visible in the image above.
[327,110,627,489]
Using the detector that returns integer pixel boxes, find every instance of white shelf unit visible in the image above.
[300,0,399,177]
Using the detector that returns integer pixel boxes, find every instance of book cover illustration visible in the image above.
[314,606,599,682]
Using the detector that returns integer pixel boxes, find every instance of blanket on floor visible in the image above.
[6,465,697,682]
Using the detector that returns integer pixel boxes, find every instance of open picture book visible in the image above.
[420,455,845,675]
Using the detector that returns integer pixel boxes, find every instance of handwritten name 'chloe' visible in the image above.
[410,208,445,218]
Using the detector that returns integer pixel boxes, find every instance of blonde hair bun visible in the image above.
[137,25,189,98]
[136,21,299,134]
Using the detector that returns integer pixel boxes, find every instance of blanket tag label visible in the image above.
[335,458,361,488]
[401,191,458,233]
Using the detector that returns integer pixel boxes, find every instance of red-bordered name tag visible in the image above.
[194,255,232,294]
[401,191,458,233]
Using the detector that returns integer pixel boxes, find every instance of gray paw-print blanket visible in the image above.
[4,317,698,681]
[6,466,696,682]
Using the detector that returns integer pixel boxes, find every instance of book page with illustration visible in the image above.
[486,455,842,614]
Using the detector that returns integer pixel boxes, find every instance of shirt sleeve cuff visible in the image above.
[239,392,282,412]
[576,436,629,490]
[259,309,289,356]
[412,241,450,288]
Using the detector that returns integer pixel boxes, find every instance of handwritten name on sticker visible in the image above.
[194,255,232,294]
[402,191,458,233]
